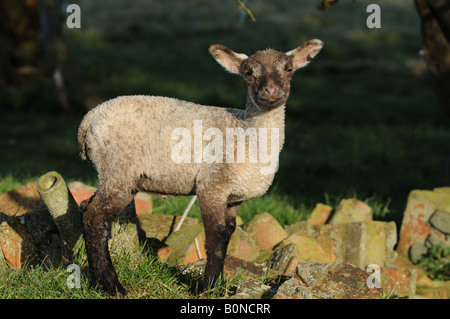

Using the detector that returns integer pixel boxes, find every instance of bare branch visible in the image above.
[236,0,256,22]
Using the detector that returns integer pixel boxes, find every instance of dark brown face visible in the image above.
[210,40,323,111]
[240,49,294,110]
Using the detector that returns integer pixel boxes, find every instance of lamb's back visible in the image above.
[79,95,247,195]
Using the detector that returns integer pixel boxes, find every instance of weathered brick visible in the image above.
[310,224,337,262]
[147,222,261,267]
[429,209,450,234]
[381,267,416,296]
[310,221,397,268]
[416,283,450,299]
[309,203,333,225]
[329,198,372,224]
[310,263,379,299]
[267,243,297,273]
[384,221,398,267]
[281,230,331,263]
[69,181,152,214]
[165,223,204,267]
[243,212,287,250]
[229,279,272,299]
[272,278,311,299]
[0,183,42,217]
[284,220,309,236]
[397,188,450,257]
[68,181,96,206]
[227,227,260,262]
[109,221,142,256]
[296,261,334,287]
[272,262,381,299]
[284,256,301,275]
[134,193,153,214]
[224,256,269,279]
[415,267,434,288]
[330,222,366,267]
[138,212,198,241]
[0,221,37,269]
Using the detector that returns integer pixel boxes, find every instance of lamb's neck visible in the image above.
[244,94,286,131]
[243,94,286,154]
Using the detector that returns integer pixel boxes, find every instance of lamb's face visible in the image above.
[240,50,293,110]
[209,40,323,111]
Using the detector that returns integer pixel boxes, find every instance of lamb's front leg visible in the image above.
[198,195,239,288]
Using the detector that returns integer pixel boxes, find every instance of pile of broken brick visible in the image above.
[0,172,449,299]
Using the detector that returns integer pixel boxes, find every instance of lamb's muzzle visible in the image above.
[78,40,323,296]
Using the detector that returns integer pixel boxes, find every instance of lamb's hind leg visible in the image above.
[81,189,133,297]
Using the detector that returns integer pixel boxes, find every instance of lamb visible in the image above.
[78,39,323,296]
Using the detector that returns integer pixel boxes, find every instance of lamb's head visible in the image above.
[209,40,323,111]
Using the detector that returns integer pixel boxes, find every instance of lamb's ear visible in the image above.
[209,44,248,74]
[286,39,323,70]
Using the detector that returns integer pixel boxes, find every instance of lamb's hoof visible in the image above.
[202,274,221,292]
[114,284,128,299]
[99,281,128,298]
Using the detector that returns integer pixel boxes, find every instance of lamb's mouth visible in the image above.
[258,97,284,108]
[261,97,280,103]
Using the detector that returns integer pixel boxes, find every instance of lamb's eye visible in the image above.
[244,70,253,77]
[286,68,293,73]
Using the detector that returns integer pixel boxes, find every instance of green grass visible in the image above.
[1,0,449,298]
[414,245,450,281]
[0,244,253,299]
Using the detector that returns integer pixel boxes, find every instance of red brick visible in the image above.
[68,181,152,214]
[134,193,153,214]
[227,227,260,262]
[309,203,332,225]
[381,267,416,296]
[244,213,287,250]
[282,230,331,263]
[0,221,37,269]
[329,198,372,224]
[0,183,42,217]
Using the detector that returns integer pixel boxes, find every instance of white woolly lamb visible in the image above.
[78,40,323,296]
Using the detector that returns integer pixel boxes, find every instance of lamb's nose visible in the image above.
[264,86,278,96]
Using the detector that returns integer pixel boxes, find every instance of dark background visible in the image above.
[1,0,449,228]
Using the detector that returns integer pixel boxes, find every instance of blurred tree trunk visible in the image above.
[0,0,43,87]
[414,0,450,186]
[0,0,96,112]
[39,0,70,110]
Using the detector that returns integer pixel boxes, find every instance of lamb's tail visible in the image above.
[78,109,96,162]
